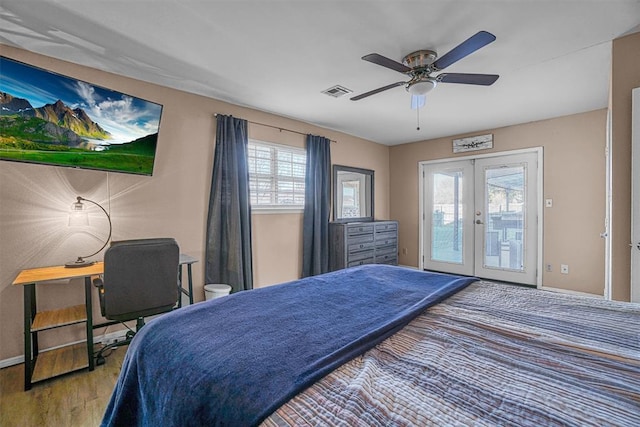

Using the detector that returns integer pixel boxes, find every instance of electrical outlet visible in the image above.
[560,264,569,274]
[545,199,553,208]
[546,264,552,272]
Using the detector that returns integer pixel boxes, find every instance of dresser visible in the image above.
[329,220,398,271]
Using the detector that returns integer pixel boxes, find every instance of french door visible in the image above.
[421,150,540,285]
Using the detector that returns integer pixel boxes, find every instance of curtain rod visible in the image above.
[214,114,337,143]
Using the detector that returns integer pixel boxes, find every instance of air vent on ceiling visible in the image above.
[321,85,353,98]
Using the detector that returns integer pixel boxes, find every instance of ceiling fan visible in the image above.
[351,31,499,108]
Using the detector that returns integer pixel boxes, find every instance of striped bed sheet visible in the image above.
[263,280,640,426]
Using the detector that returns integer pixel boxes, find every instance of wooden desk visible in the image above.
[13,263,103,391]
[13,255,198,390]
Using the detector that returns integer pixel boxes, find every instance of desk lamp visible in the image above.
[65,196,112,268]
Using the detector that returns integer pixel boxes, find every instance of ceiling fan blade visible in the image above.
[432,31,496,71]
[438,73,499,85]
[351,81,406,101]
[362,53,411,74]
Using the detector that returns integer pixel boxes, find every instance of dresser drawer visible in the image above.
[376,253,397,264]
[348,258,375,267]
[375,222,397,232]
[376,239,398,248]
[377,256,398,265]
[348,240,376,253]
[347,233,374,246]
[348,249,374,262]
[375,236,397,247]
[347,224,374,236]
[376,245,397,256]
[375,231,397,242]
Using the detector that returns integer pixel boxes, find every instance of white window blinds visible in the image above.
[247,140,306,209]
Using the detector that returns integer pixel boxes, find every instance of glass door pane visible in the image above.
[483,165,526,271]
[431,170,464,264]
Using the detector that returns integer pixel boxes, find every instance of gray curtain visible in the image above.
[302,134,331,277]
[205,115,253,292]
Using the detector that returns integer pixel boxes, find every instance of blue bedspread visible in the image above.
[101,265,477,427]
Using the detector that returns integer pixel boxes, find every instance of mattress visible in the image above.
[264,280,640,426]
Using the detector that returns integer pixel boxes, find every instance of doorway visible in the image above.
[419,149,541,286]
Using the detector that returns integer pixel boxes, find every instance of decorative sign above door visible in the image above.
[452,133,493,153]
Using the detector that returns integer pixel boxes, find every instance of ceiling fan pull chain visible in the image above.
[416,107,421,131]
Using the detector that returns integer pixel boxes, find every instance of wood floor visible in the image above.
[0,346,126,427]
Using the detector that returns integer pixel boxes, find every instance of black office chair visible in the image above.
[93,238,180,365]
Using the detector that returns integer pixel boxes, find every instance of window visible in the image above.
[247,140,306,210]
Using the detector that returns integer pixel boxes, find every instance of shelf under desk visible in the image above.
[13,263,101,391]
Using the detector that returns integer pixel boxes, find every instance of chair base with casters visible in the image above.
[93,238,180,365]
[94,318,142,366]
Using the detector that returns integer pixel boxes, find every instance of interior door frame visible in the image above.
[418,147,543,288]
[604,108,612,300]
[631,87,640,302]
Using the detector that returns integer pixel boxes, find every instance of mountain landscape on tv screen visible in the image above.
[0,91,158,175]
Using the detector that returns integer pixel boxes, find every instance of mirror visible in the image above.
[333,165,374,222]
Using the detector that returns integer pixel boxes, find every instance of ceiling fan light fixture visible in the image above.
[411,94,426,110]
[407,80,437,95]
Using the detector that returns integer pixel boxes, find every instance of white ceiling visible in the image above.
[2,1,639,146]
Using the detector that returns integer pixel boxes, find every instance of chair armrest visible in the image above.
[92,275,104,288]
[92,275,106,317]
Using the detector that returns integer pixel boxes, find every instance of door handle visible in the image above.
[475,219,484,225]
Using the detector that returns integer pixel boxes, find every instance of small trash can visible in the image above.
[204,284,232,301]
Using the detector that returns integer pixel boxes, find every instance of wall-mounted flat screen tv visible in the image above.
[0,56,163,176]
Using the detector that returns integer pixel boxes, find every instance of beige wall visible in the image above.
[2,32,636,363]
[390,110,607,295]
[610,31,640,301]
[0,45,389,361]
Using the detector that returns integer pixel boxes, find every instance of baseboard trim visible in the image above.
[540,286,603,299]
[0,355,24,369]
[0,330,128,369]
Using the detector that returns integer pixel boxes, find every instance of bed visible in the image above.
[101,265,640,426]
